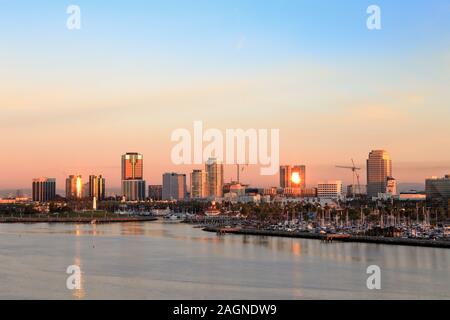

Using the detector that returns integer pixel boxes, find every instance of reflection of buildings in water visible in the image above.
[91,224,97,236]
[72,239,85,299]
[241,235,269,247]
[120,223,144,236]
[75,225,81,237]
[73,224,98,236]
[291,242,301,256]
[255,236,269,247]
[275,238,286,251]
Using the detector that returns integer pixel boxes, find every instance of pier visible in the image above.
[0,216,158,224]
[202,227,450,249]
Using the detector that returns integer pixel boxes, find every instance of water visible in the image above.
[0,221,449,299]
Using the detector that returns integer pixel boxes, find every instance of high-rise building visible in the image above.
[82,182,90,198]
[89,175,106,200]
[32,178,56,202]
[122,180,146,201]
[205,158,224,198]
[121,153,146,201]
[367,150,392,198]
[292,165,306,189]
[66,175,83,199]
[280,165,306,189]
[148,185,162,201]
[279,165,291,188]
[162,173,186,201]
[190,170,208,199]
[121,152,143,180]
[317,181,343,199]
[426,175,450,208]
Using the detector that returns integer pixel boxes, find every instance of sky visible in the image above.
[0,0,449,190]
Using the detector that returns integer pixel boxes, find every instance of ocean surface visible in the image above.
[0,221,448,299]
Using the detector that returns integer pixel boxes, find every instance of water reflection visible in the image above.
[120,223,144,236]
[0,221,448,299]
[292,242,302,256]
[72,235,85,299]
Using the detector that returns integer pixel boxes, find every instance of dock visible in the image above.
[0,216,158,224]
[202,227,450,249]
[322,233,352,243]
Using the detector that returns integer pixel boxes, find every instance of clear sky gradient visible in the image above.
[1,0,449,190]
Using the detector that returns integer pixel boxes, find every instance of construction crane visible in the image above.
[236,163,248,184]
[336,159,362,198]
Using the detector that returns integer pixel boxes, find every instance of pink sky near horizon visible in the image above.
[1,57,450,190]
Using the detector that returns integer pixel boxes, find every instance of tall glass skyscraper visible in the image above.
[121,152,143,180]
[89,175,106,200]
[279,165,306,189]
[121,152,146,201]
[366,150,392,198]
[66,175,83,199]
[190,169,208,199]
[205,158,224,198]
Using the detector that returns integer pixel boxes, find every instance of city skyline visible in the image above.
[1,152,449,193]
[3,150,448,199]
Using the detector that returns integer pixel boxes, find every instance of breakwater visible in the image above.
[0,216,158,224]
[202,227,450,249]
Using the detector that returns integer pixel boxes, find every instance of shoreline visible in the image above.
[202,226,450,249]
[0,216,158,224]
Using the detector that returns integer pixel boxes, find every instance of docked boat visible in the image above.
[151,207,172,216]
[163,213,184,221]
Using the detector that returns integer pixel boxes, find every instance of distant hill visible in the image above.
[397,183,425,193]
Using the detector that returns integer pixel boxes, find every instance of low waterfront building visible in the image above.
[282,187,302,197]
[301,188,318,198]
[238,194,261,204]
[398,191,426,201]
[263,187,278,197]
[224,192,238,204]
[0,197,30,204]
[317,181,343,199]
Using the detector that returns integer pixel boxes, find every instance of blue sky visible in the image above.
[1,0,449,70]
